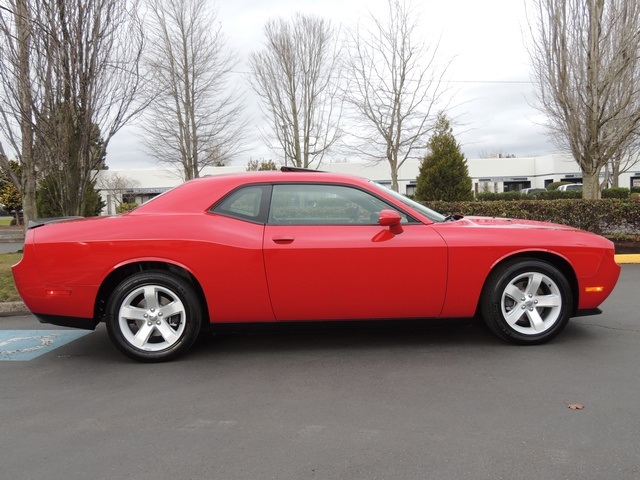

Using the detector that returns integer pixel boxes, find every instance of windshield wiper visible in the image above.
[442,214,464,222]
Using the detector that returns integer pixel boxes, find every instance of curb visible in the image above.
[0,301,29,317]
[615,254,640,264]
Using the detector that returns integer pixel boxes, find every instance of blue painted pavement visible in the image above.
[0,330,91,361]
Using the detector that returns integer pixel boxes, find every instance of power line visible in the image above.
[231,69,534,85]
[447,80,533,84]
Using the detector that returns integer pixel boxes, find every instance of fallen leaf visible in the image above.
[567,403,585,410]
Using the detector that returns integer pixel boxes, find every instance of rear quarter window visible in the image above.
[212,185,270,222]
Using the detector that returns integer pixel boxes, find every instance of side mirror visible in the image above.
[378,209,403,234]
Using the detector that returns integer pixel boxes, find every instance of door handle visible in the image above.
[272,235,295,244]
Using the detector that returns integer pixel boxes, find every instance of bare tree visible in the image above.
[0,0,38,225]
[249,13,343,169]
[343,0,449,191]
[97,171,141,213]
[143,0,245,181]
[528,0,640,199]
[0,0,146,218]
[604,143,639,188]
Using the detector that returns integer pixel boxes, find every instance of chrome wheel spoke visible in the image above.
[503,283,524,302]
[525,272,544,297]
[131,322,155,349]
[120,305,147,322]
[535,294,561,308]
[143,286,159,310]
[159,301,183,319]
[505,307,526,326]
[156,320,180,345]
[526,308,546,332]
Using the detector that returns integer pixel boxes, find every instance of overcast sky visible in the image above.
[105,0,557,169]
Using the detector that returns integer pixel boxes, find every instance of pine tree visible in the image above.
[415,114,473,201]
[0,161,23,224]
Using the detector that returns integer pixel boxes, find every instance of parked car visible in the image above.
[12,168,620,362]
[520,188,547,195]
[558,183,583,191]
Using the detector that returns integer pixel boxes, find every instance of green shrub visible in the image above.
[536,190,582,200]
[116,202,138,213]
[422,198,640,235]
[602,187,629,199]
[546,181,569,191]
[476,191,523,201]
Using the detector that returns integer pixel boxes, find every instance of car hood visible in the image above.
[462,216,579,231]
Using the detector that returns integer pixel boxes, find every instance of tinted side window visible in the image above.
[268,184,408,225]
[212,186,269,222]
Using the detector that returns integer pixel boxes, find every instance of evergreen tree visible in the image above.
[246,159,278,171]
[0,161,23,224]
[37,176,105,218]
[35,103,108,217]
[415,114,473,201]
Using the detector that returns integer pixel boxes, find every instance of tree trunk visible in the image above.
[389,158,399,192]
[582,170,601,199]
[611,158,620,188]
[16,0,37,227]
[529,0,640,197]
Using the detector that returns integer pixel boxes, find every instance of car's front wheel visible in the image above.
[106,271,202,362]
[480,259,573,344]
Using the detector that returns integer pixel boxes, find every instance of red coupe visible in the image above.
[12,169,620,362]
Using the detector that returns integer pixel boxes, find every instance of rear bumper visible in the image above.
[13,237,99,322]
[33,313,100,330]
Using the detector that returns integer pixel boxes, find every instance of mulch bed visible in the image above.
[613,241,640,255]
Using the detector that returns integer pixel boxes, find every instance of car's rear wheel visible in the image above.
[480,259,573,344]
[106,271,202,362]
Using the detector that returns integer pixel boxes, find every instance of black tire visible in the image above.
[480,259,573,345]
[106,271,202,362]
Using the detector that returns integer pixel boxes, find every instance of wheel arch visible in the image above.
[94,261,210,324]
[479,251,579,317]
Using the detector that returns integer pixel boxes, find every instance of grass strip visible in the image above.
[0,253,22,302]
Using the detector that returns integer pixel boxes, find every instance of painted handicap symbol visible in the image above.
[0,330,91,361]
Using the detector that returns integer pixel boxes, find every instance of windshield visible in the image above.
[371,182,446,223]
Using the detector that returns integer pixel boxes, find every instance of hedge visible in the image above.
[476,188,639,201]
[476,190,582,201]
[423,198,640,235]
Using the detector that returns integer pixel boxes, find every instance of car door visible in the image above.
[263,183,448,321]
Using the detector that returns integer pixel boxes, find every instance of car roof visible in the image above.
[131,169,373,215]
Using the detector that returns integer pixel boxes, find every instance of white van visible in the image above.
[558,183,583,191]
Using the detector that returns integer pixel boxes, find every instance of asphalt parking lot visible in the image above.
[1,266,639,480]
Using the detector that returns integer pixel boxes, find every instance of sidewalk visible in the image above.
[0,228,25,243]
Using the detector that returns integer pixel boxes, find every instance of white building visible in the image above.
[97,154,640,215]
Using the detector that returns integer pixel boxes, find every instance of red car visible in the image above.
[12,169,620,362]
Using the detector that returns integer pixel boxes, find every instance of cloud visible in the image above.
[103,0,556,169]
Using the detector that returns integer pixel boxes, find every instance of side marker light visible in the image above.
[584,286,604,293]
[46,289,72,297]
